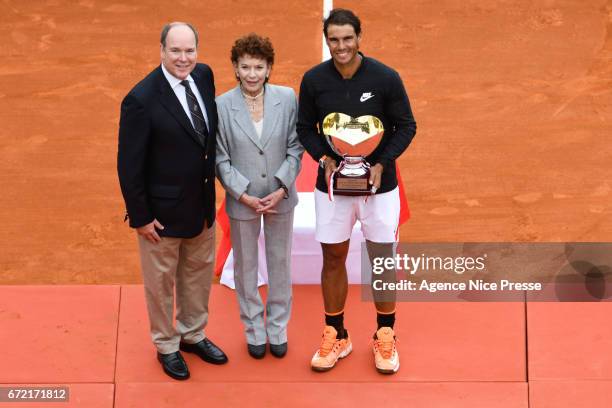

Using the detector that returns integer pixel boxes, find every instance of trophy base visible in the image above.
[333,157,372,196]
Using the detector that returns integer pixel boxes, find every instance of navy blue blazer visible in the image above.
[117,63,217,237]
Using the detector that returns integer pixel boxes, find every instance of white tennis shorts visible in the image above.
[314,187,400,244]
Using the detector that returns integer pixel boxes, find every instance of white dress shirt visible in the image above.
[161,63,210,130]
[252,118,263,139]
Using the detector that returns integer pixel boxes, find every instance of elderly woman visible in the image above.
[216,33,303,359]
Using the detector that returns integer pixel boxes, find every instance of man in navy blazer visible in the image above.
[117,22,227,381]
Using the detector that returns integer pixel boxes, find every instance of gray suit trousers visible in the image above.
[229,211,294,346]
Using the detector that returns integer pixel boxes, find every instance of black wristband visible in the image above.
[280,184,289,199]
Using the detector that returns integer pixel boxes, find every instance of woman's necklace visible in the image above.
[241,86,264,112]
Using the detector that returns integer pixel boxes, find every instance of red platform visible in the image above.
[0,284,607,406]
[527,302,612,380]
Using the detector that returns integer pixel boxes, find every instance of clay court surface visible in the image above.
[0,0,610,284]
[1,1,612,407]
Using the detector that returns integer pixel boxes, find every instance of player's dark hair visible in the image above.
[323,8,361,38]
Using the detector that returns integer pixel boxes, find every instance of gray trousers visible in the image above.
[229,210,294,346]
[137,224,214,354]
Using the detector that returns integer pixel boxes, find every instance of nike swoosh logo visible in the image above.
[360,93,374,102]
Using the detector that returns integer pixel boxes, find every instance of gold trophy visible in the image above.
[322,112,384,196]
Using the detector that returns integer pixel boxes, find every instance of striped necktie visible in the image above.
[181,79,208,145]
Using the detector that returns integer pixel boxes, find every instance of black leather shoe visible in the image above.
[180,338,228,365]
[270,342,288,358]
[247,344,266,359]
[157,351,190,380]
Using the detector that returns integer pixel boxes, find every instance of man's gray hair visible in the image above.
[160,22,199,47]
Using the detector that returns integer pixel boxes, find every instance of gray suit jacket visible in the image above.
[216,84,304,220]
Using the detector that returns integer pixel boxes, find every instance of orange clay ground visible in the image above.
[0,0,611,284]
[1,0,610,284]
[1,1,612,407]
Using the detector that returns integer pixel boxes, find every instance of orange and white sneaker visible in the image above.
[310,326,352,372]
[373,327,400,374]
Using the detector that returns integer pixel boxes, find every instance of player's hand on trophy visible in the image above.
[257,189,285,214]
[323,157,338,188]
[136,219,165,244]
[369,163,384,193]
